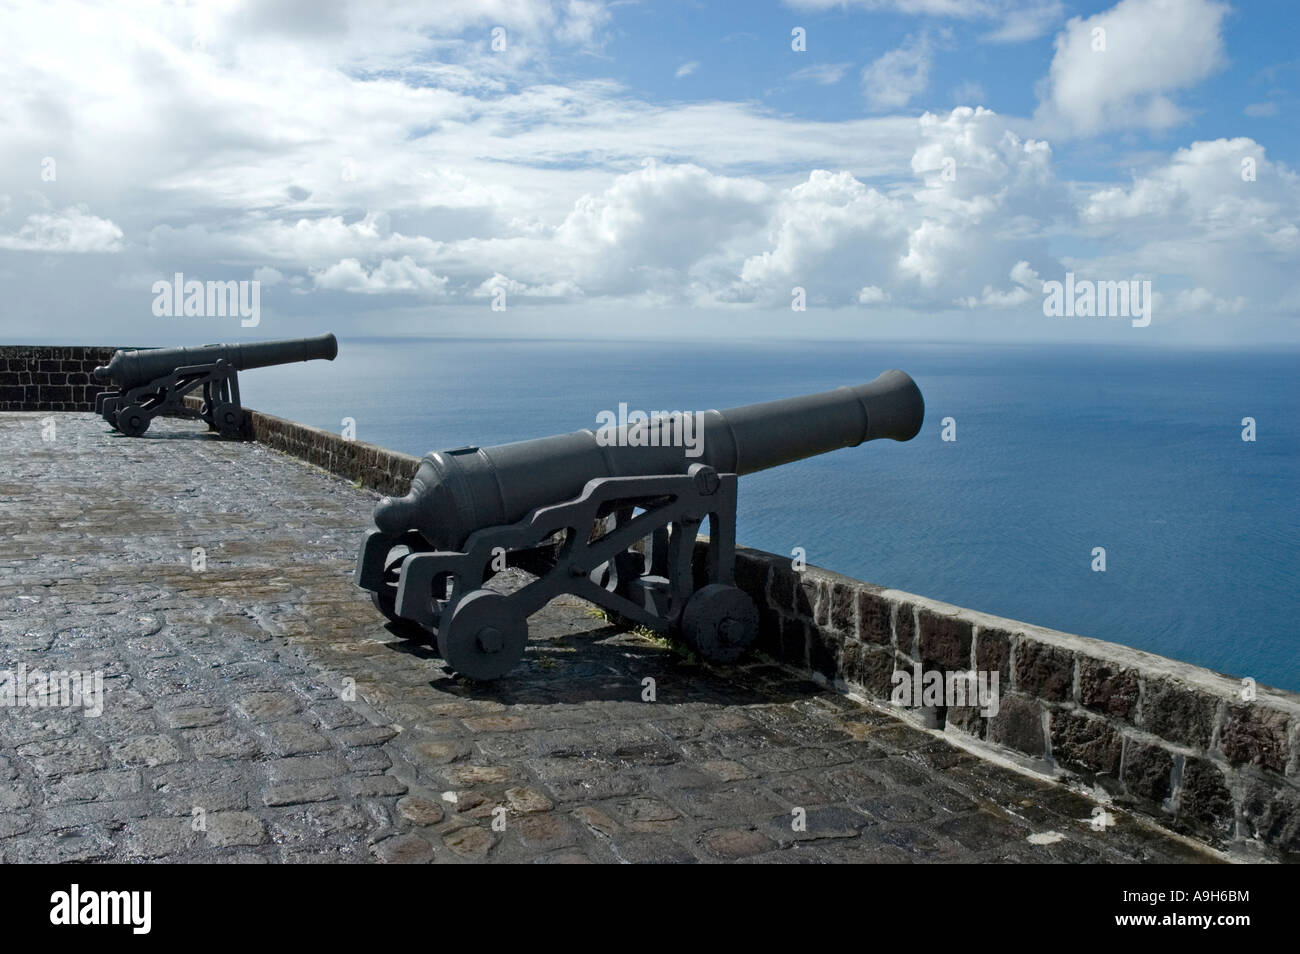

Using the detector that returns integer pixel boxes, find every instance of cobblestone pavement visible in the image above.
[0,413,1219,863]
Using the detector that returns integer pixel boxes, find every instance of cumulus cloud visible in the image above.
[739,170,905,299]
[311,256,449,295]
[1073,138,1300,314]
[1080,138,1295,239]
[0,207,124,253]
[548,161,771,295]
[731,108,1061,309]
[956,260,1041,308]
[474,272,583,300]
[1174,287,1246,314]
[895,108,1058,296]
[1036,0,1230,136]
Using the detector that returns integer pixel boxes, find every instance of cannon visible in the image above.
[355,370,925,680]
[93,333,338,437]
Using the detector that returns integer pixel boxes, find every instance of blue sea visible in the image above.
[238,338,1300,692]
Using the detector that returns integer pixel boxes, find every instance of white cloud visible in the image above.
[0,207,124,253]
[675,62,699,79]
[1074,138,1300,314]
[1080,139,1292,234]
[981,1,1064,43]
[474,272,583,300]
[1174,287,1246,314]
[147,213,444,269]
[910,107,1057,222]
[791,62,852,85]
[858,284,890,304]
[1036,0,1229,136]
[1245,102,1279,118]
[311,256,449,295]
[555,0,612,47]
[732,108,1060,308]
[548,161,771,295]
[738,170,905,300]
[1009,260,1040,289]
[862,36,931,111]
[956,260,1041,308]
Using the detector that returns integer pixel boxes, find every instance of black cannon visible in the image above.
[355,370,925,680]
[93,333,338,437]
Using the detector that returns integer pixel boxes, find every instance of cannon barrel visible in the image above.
[93,333,338,388]
[375,370,924,551]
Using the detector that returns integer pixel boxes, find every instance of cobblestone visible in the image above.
[0,413,1222,863]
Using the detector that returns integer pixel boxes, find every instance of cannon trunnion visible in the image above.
[355,370,925,681]
[93,333,338,438]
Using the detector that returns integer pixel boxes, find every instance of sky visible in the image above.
[1,0,1298,345]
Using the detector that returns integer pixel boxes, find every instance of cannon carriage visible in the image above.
[356,370,925,680]
[93,333,338,438]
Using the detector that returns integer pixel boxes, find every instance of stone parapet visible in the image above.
[726,547,1298,858]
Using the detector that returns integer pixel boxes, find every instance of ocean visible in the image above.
[237,337,1300,692]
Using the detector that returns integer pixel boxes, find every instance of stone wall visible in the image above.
[0,345,121,412]
[243,409,419,498]
[727,547,1299,858]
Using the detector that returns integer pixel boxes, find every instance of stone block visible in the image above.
[1078,656,1139,720]
[857,590,892,646]
[918,609,973,670]
[1050,709,1122,777]
[987,694,1046,758]
[1141,679,1217,750]
[1122,740,1173,806]
[1177,757,1234,840]
[1217,703,1289,772]
[1015,639,1074,702]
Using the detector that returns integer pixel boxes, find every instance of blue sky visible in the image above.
[1,0,1297,345]
[600,1,1296,139]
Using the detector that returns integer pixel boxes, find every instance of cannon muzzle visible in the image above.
[94,333,338,388]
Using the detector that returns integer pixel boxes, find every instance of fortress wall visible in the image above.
[242,408,419,498]
[727,547,1298,857]
[0,345,121,412]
